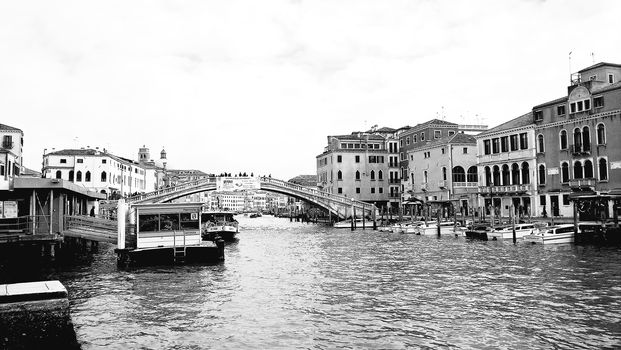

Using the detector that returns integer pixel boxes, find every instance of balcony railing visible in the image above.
[1,141,14,149]
[420,183,428,191]
[479,184,534,194]
[569,178,596,188]
[571,143,591,155]
[389,179,400,184]
[453,182,478,188]
[438,180,447,189]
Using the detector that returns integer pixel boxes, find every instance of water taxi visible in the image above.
[524,224,575,244]
[487,223,537,241]
[416,221,460,235]
[201,209,239,241]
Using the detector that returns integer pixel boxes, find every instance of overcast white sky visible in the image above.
[1,0,620,180]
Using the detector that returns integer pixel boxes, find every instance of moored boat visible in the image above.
[487,223,537,241]
[416,221,460,235]
[524,224,575,244]
[464,224,494,240]
[333,218,367,229]
[201,209,239,241]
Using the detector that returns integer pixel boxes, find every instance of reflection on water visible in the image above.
[9,216,621,349]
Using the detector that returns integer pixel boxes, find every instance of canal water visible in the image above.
[10,216,621,349]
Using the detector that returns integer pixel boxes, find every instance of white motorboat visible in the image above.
[524,224,575,244]
[417,221,460,235]
[333,218,368,229]
[201,210,239,241]
[487,223,537,241]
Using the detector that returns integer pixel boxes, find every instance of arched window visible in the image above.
[502,164,510,185]
[55,170,62,179]
[584,160,593,178]
[538,164,546,185]
[76,171,82,182]
[521,162,530,184]
[101,171,107,182]
[69,170,74,181]
[370,170,375,180]
[467,166,477,183]
[85,171,91,182]
[537,134,545,153]
[561,162,570,183]
[337,170,342,180]
[599,158,608,181]
[442,167,447,181]
[492,165,500,186]
[355,171,360,180]
[573,128,582,151]
[574,161,583,179]
[511,163,520,185]
[484,166,491,186]
[378,170,383,180]
[560,130,568,150]
[411,173,414,184]
[583,126,591,152]
[424,171,428,183]
[597,124,606,145]
[452,166,465,182]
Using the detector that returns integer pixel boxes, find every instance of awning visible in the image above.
[568,190,602,200]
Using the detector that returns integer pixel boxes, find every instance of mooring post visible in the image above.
[573,200,578,240]
[437,211,441,237]
[117,199,126,250]
[511,204,516,244]
[362,205,366,230]
[372,206,377,230]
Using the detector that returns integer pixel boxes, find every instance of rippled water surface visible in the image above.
[43,216,621,348]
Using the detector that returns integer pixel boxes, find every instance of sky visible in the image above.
[1,0,620,180]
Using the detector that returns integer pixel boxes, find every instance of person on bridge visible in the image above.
[90,207,96,217]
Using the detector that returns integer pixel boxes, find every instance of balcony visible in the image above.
[479,184,534,195]
[389,179,400,184]
[569,178,596,189]
[2,141,14,149]
[571,143,591,156]
[438,180,447,189]
[420,183,428,191]
[454,182,478,188]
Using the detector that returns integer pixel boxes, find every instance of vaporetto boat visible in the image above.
[201,210,239,241]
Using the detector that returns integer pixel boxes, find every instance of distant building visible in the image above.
[0,123,24,189]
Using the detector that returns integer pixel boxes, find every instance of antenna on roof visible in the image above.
[568,51,573,83]
[591,52,595,64]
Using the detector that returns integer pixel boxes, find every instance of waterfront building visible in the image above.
[475,113,537,218]
[0,123,24,175]
[42,147,161,198]
[406,133,478,216]
[532,62,621,220]
[316,131,393,210]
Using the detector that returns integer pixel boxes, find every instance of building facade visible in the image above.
[406,133,478,215]
[475,113,538,218]
[533,62,621,219]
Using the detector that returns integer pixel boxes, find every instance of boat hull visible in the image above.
[524,233,574,244]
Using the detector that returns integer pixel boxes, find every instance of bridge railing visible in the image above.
[259,176,373,211]
[127,178,214,203]
[64,215,117,233]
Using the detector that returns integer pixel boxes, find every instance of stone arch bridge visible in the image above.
[126,176,375,220]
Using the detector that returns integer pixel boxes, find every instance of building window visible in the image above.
[356,187,360,194]
[441,148,445,155]
[484,166,491,186]
[510,134,518,151]
[599,158,608,181]
[370,170,375,180]
[406,137,410,145]
[355,171,360,180]
[560,130,568,150]
[453,166,465,182]
[519,133,528,150]
[574,161,583,179]
[467,166,477,183]
[77,159,83,164]
[413,135,417,143]
[594,96,604,108]
[557,105,566,116]
[423,171,428,184]
[371,188,375,194]
[442,167,447,181]
[540,195,546,206]
[597,124,606,145]
[354,144,360,149]
[500,136,508,152]
[60,158,67,164]
[69,170,74,181]
[337,170,342,180]
[534,110,543,121]
[584,160,593,178]
[492,165,500,186]
[76,171,82,182]
[399,139,403,147]
[561,162,570,183]
[583,126,591,153]
[338,188,342,194]
[573,128,582,151]
[609,74,615,84]
[378,170,383,180]
[101,171,107,182]
[521,162,530,184]
[492,138,499,154]
[538,164,546,185]
[434,130,441,139]
[537,134,545,153]
[337,155,342,163]
[420,132,425,141]
[379,187,383,194]
[484,140,491,155]
[448,131,455,136]
[511,163,520,185]
[55,170,62,179]
[463,147,468,154]
[355,155,360,163]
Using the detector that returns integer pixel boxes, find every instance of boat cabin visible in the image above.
[135,203,203,249]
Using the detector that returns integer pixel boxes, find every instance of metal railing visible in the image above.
[569,178,596,188]
[64,215,117,232]
[0,215,53,235]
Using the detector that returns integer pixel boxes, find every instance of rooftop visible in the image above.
[577,62,621,73]
[409,132,476,151]
[0,123,23,132]
[477,112,533,137]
